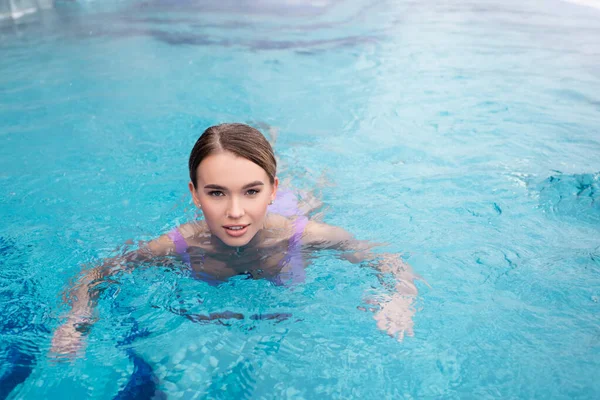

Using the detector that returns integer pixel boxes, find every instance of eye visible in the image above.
[246,189,261,196]
[208,190,225,197]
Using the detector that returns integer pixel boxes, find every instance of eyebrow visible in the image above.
[203,181,265,190]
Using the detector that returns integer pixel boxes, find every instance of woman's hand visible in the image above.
[373,255,422,341]
[359,255,424,341]
[373,293,415,341]
[50,319,87,359]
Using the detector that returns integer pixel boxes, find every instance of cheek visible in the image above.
[250,200,270,216]
[198,200,221,221]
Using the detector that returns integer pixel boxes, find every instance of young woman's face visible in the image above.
[189,151,278,247]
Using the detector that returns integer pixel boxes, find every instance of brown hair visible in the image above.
[188,123,277,188]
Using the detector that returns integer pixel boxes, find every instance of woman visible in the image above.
[52,123,421,356]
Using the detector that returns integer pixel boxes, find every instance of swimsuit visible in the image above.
[167,190,308,286]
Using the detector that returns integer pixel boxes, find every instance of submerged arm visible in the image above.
[302,221,424,340]
[51,233,177,357]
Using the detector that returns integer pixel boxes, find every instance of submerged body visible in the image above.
[51,123,420,359]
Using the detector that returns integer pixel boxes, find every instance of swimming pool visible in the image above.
[1,0,599,398]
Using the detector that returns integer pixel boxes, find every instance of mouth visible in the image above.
[223,224,250,238]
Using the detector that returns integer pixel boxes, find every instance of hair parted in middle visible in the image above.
[188,123,277,188]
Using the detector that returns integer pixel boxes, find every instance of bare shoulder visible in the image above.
[176,221,211,248]
[302,220,353,246]
[177,221,208,239]
[146,221,208,255]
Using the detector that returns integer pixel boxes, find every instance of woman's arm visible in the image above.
[302,221,424,341]
[50,233,178,357]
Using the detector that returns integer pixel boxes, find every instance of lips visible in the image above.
[223,224,250,238]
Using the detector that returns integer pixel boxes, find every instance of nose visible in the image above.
[226,196,245,219]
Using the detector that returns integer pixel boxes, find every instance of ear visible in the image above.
[270,177,279,202]
[189,181,201,208]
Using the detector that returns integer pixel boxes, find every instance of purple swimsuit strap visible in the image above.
[289,216,308,248]
[272,216,308,286]
[167,228,190,266]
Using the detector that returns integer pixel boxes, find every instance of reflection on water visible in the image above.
[0,0,383,52]
[0,0,53,21]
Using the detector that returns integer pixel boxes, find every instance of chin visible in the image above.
[224,238,250,247]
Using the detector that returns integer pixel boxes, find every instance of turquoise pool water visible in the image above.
[1,0,600,398]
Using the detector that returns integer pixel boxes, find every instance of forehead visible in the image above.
[197,151,269,187]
